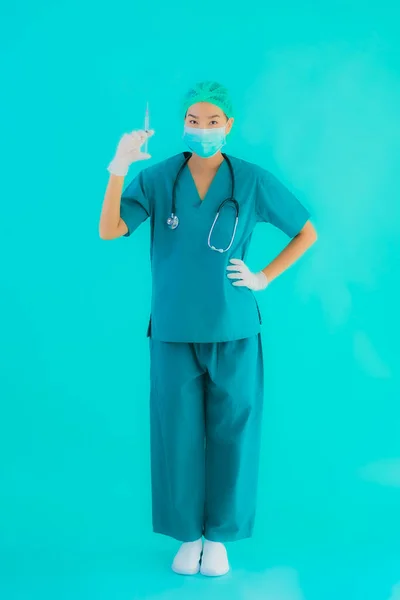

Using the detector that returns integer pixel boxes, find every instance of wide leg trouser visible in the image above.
[149,334,264,543]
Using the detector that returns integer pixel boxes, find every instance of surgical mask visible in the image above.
[183,125,227,158]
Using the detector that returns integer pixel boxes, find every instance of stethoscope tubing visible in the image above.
[169,152,238,218]
[168,152,239,252]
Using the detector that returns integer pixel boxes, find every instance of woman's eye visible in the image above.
[210,121,218,126]
[189,120,198,125]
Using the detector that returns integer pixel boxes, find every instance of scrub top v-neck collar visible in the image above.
[186,158,228,209]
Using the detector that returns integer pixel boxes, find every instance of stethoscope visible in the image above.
[167,152,239,253]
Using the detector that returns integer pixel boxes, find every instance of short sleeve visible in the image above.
[256,170,310,238]
[120,171,150,237]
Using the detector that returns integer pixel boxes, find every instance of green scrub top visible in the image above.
[120,154,310,343]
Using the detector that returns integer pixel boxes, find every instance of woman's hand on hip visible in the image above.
[226,259,269,291]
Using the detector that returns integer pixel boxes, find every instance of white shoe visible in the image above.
[200,540,230,576]
[172,539,203,575]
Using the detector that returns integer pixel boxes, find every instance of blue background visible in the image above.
[1,0,400,598]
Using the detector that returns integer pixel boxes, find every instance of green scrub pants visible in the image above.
[149,334,264,543]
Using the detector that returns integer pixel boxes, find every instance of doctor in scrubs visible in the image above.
[99,82,317,577]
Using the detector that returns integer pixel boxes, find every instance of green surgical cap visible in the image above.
[182,81,233,118]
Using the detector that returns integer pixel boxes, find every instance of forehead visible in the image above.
[186,102,223,118]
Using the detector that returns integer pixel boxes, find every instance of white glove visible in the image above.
[107,129,155,176]
[226,259,269,291]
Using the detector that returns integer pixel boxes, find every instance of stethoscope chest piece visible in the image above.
[167,214,179,229]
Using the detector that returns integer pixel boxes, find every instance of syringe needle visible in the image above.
[144,101,150,154]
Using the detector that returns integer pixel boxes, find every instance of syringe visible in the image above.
[144,102,150,154]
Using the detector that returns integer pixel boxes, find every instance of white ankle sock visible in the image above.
[171,539,203,575]
[200,540,230,576]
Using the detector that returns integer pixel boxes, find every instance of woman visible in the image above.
[99,81,317,577]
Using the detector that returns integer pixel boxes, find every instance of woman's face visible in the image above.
[185,102,234,134]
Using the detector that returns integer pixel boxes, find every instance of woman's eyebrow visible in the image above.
[187,113,221,119]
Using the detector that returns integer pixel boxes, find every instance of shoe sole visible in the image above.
[200,566,230,577]
[172,563,201,576]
